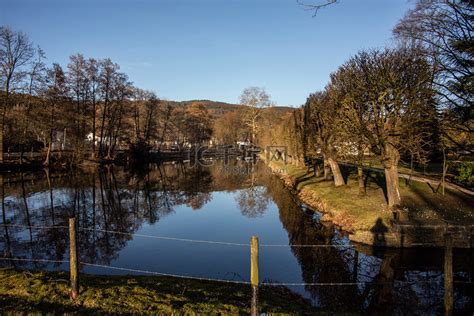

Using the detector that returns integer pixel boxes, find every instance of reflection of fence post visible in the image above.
[250,236,259,316]
[444,233,453,316]
[69,217,79,300]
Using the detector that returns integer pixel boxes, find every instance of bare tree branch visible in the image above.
[296,0,338,17]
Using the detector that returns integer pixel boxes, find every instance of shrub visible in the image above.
[455,162,474,187]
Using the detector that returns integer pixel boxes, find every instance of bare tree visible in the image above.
[297,0,338,16]
[400,103,438,184]
[68,53,90,154]
[143,94,159,145]
[394,0,473,153]
[87,58,99,156]
[329,65,371,195]
[156,103,172,153]
[182,102,213,146]
[131,88,158,144]
[305,91,345,187]
[105,71,133,159]
[0,26,35,162]
[19,46,46,163]
[128,88,160,160]
[213,110,245,145]
[340,48,434,207]
[287,108,306,167]
[239,87,271,145]
[42,63,68,166]
[97,58,119,158]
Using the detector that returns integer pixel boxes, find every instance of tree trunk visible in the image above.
[358,165,366,195]
[0,82,13,164]
[98,100,108,158]
[382,142,401,208]
[441,148,448,196]
[323,158,332,180]
[327,157,344,187]
[0,126,3,164]
[314,160,321,177]
[44,129,53,166]
[44,142,52,166]
[251,117,256,145]
[92,94,96,157]
[298,155,305,168]
[0,98,6,164]
[384,164,401,207]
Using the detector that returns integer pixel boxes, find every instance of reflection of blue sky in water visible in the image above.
[120,190,300,283]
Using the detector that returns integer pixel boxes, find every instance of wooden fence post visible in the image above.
[69,217,79,300]
[250,236,259,316]
[444,233,453,316]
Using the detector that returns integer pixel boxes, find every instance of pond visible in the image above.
[1,159,473,314]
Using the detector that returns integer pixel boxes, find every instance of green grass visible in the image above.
[268,160,474,233]
[0,269,321,314]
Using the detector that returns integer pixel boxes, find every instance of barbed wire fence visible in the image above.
[1,221,472,314]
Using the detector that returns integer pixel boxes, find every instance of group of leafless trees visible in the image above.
[0,25,216,166]
[211,86,274,147]
[276,0,472,208]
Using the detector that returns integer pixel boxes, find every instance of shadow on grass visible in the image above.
[294,168,328,189]
[402,184,440,216]
[339,164,352,184]
[401,181,474,223]
[365,171,388,203]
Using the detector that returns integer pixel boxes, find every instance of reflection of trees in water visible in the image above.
[0,160,258,268]
[236,186,269,218]
[0,161,243,268]
[175,164,213,210]
[235,163,270,218]
[209,159,249,191]
[264,175,364,312]
[0,163,211,268]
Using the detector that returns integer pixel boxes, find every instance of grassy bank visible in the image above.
[268,160,474,238]
[0,268,319,314]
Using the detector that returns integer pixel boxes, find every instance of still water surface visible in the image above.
[1,160,473,314]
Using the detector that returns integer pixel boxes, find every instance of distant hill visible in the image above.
[161,99,294,119]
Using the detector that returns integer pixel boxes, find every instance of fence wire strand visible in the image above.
[1,224,355,248]
[260,243,352,248]
[2,257,474,286]
[0,257,69,264]
[80,262,250,284]
[1,224,69,230]
[80,227,250,246]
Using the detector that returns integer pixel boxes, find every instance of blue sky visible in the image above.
[1,0,413,106]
